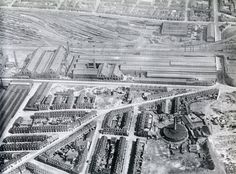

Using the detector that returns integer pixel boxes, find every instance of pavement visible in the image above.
[2,78,209,89]
[81,116,103,174]
[31,159,68,174]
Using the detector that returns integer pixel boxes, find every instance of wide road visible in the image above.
[2,78,210,89]
[0,45,216,55]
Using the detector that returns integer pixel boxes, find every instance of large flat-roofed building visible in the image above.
[35,51,54,74]
[67,52,217,85]
[67,56,98,79]
[206,23,215,42]
[97,63,123,80]
[161,22,189,36]
[23,46,68,78]
[120,55,217,82]
[49,46,67,73]
[25,47,45,73]
[67,55,123,80]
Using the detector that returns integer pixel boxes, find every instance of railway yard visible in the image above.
[0,0,236,174]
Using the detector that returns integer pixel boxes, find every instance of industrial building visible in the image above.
[206,23,215,42]
[160,117,188,143]
[67,56,123,80]
[17,43,218,86]
[97,63,123,80]
[67,52,217,85]
[22,46,68,78]
[161,22,189,36]
[0,0,233,173]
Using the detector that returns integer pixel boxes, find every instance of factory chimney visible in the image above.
[173,116,177,131]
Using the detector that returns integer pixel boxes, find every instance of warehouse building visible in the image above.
[97,63,123,80]
[23,46,68,78]
[161,22,189,36]
[206,23,215,42]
